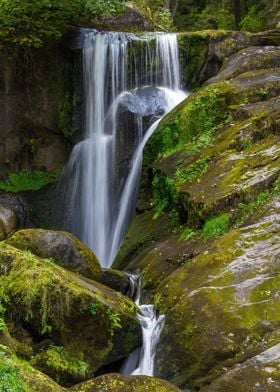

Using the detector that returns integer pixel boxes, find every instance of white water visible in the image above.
[59,31,187,376]
[59,31,187,268]
[122,275,165,376]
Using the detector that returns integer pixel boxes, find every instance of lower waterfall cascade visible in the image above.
[58,29,188,377]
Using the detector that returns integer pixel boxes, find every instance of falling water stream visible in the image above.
[59,30,187,376]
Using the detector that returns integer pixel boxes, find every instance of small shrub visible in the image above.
[0,349,29,392]
[240,5,265,32]
[203,214,230,239]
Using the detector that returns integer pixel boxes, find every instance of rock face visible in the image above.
[70,373,182,392]
[0,192,26,240]
[0,238,141,386]
[115,29,280,390]
[6,229,102,280]
[178,29,280,88]
[0,44,74,176]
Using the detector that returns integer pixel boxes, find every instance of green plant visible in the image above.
[258,88,269,101]
[40,323,53,336]
[241,138,253,150]
[152,172,178,218]
[0,0,127,50]
[175,158,209,184]
[237,180,280,226]
[0,294,9,332]
[180,227,195,241]
[0,169,60,192]
[84,0,126,18]
[0,350,30,392]
[240,5,265,32]
[203,214,230,239]
[106,307,121,335]
[89,303,100,317]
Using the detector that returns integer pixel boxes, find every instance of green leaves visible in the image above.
[0,0,126,49]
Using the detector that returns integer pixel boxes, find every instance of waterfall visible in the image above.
[59,31,187,268]
[122,275,165,376]
[58,31,187,376]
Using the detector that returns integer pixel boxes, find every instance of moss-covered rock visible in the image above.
[202,343,280,392]
[178,30,280,89]
[70,373,182,392]
[6,229,101,280]
[205,46,280,86]
[0,242,141,386]
[144,67,280,229]
[113,210,176,271]
[154,195,280,389]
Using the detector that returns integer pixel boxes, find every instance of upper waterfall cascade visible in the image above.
[59,30,187,268]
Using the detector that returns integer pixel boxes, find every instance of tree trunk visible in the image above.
[233,0,242,29]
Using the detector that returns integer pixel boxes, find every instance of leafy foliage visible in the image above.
[240,5,265,32]
[0,0,126,49]
[203,214,230,239]
[152,172,178,218]
[0,349,30,392]
[175,158,209,184]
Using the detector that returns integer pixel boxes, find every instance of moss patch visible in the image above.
[0,170,60,192]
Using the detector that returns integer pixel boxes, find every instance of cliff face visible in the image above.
[0,38,82,178]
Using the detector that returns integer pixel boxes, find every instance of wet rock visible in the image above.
[154,196,280,389]
[0,242,141,386]
[70,373,182,391]
[205,46,280,86]
[100,268,130,295]
[202,344,280,392]
[6,228,101,280]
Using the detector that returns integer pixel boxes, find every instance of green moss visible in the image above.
[31,345,90,384]
[0,169,60,192]
[0,348,31,392]
[203,214,230,239]
[145,85,228,164]
[175,158,210,184]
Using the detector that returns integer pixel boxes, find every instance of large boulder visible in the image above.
[6,229,101,280]
[154,195,280,389]
[0,192,26,240]
[70,373,182,392]
[202,343,280,392]
[0,242,141,386]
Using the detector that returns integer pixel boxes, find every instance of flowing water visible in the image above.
[58,30,188,376]
[122,274,165,376]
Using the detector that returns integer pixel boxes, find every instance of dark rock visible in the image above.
[6,228,102,280]
[0,242,141,386]
[100,269,130,295]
